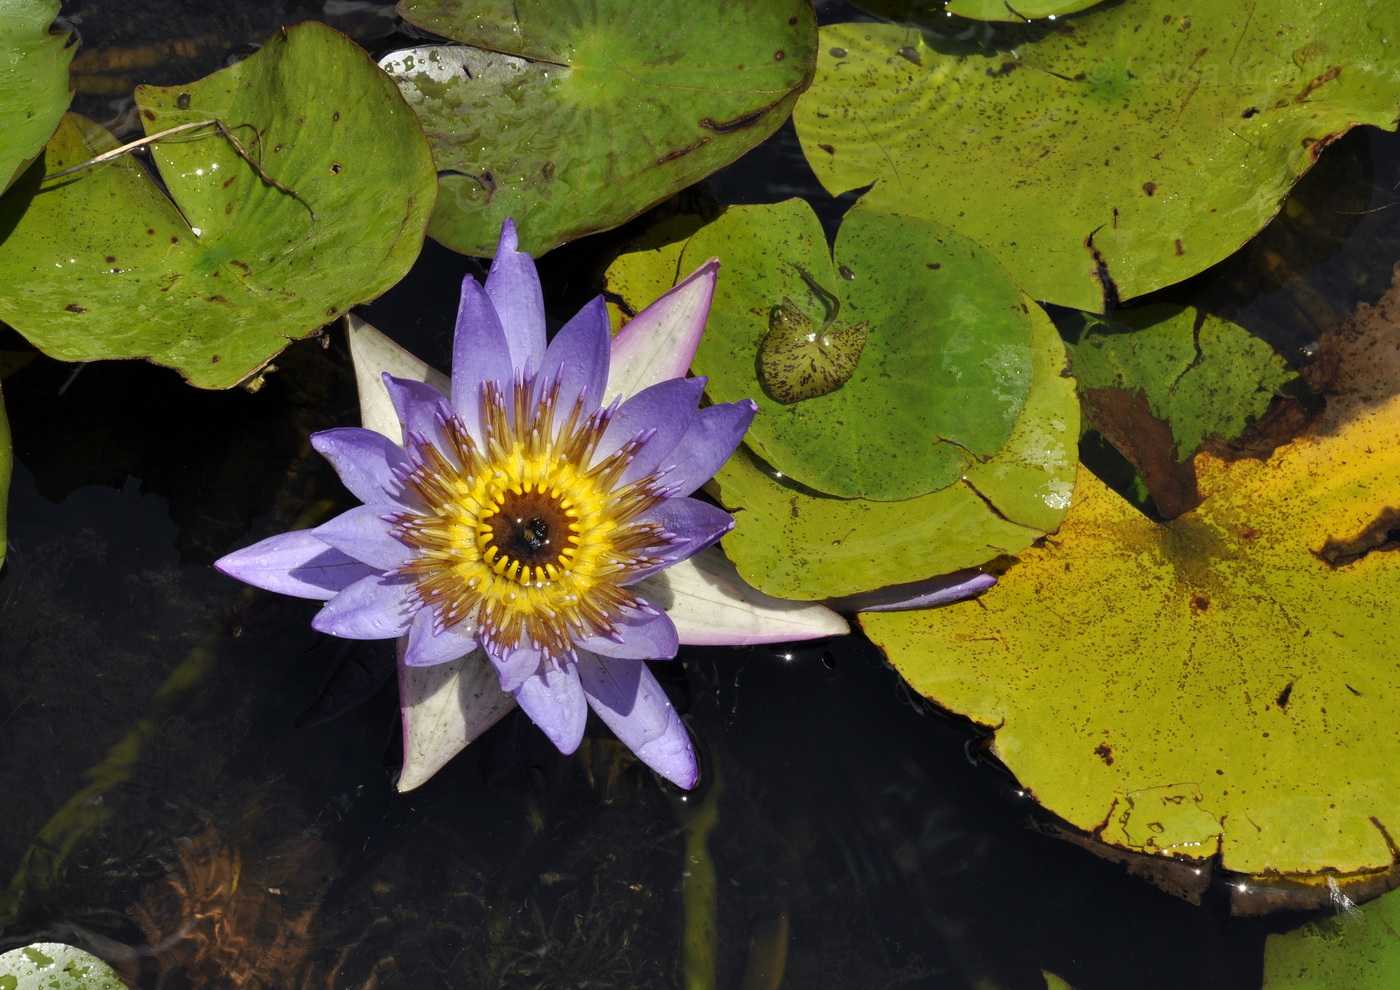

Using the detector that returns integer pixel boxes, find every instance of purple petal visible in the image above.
[514,663,588,755]
[829,570,997,613]
[655,399,757,496]
[215,529,376,600]
[607,259,718,403]
[402,606,481,666]
[313,505,413,570]
[485,219,547,374]
[592,377,703,485]
[574,602,679,660]
[451,278,514,433]
[486,641,547,693]
[311,427,411,508]
[383,374,455,454]
[312,571,416,639]
[577,651,697,788]
[535,296,610,418]
[623,497,735,583]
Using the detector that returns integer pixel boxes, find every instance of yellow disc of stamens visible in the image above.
[394,379,673,659]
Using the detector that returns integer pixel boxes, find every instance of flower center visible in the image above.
[392,379,675,660]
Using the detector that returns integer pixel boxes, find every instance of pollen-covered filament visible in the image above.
[393,378,673,659]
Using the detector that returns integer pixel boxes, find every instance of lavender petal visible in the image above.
[451,278,514,436]
[513,664,588,755]
[574,602,680,660]
[313,505,413,571]
[311,571,416,639]
[486,641,547,693]
[484,218,547,374]
[383,373,455,456]
[577,651,697,789]
[592,377,703,484]
[402,607,481,667]
[311,427,411,508]
[623,497,735,584]
[215,529,376,600]
[655,399,758,496]
[535,295,610,418]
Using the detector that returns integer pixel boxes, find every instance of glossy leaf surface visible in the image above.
[0,0,72,193]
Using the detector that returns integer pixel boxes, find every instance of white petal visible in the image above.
[346,314,450,440]
[396,642,517,792]
[605,258,718,404]
[633,546,848,646]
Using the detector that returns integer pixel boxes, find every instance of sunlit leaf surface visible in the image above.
[0,23,436,388]
[711,291,1075,599]
[864,315,1400,875]
[795,2,1400,311]
[0,0,73,193]
[945,0,1104,20]
[386,0,816,257]
[0,942,125,989]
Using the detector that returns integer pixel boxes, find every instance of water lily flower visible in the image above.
[216,220,848,790]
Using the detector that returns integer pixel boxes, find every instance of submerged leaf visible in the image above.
[0,23,436,388]
[796,4,1400,310]
[385,0,816,256]
[758,295,868,404]
[1263,882,1400,988]
[0,943,125,989]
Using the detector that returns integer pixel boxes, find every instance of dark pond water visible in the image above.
[4,2,1400,987]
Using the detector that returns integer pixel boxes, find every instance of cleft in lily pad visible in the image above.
[0,22,436,389]
[383,0,816,257]
[611,197,1035,501]
[863,303,1400,878]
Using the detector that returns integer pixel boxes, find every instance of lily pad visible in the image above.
[0,22,436,389]
[795,3,1400,311]
[710,291,1075,599]
[611,198,1034,500]
[1263,883,1400,988]
[0,0,73,194]
[863,314,1400,876]
[384,0,815,257]
[1069,305,1299,462]
[945,0,1104,20]
[0,943,125,990]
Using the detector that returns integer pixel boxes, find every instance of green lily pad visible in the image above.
[795,3,1400,311]
[1263,883,1400,988]
[0,0,73,194]
[620,198,1034,500]
[945,0,1104,20]
[0,23,436,389]
[710,292,1075,599]
[862,314,1400,876]
[1069,305,1300,461]
[385,0,815,257]
[0,943,125,989]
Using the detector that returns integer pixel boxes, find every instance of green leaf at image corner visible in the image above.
[0,0,73,194]
[1068,304,1300,461]
[0,23,437,389]
[384,0,816,257]
[0,942,125,989]
[674,197,1033,501]
[1263,883,1400,989]
[795,3,1400,311]
[712,294,1076,599]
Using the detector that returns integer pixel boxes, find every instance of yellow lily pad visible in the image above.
[863,310,1400,876]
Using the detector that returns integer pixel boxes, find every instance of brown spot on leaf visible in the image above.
[64,303,87,313]
[774,49,785,61]
[1142,181,1156,196]
[1315,507,1400,567]
[1276,681,1294,708]
[231,260,251,275]
[1094,744,1114,765]
[1190,595,1210,613]
[818,143,835,155]
[1174,239,1185,256]
[105,255,116,263]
